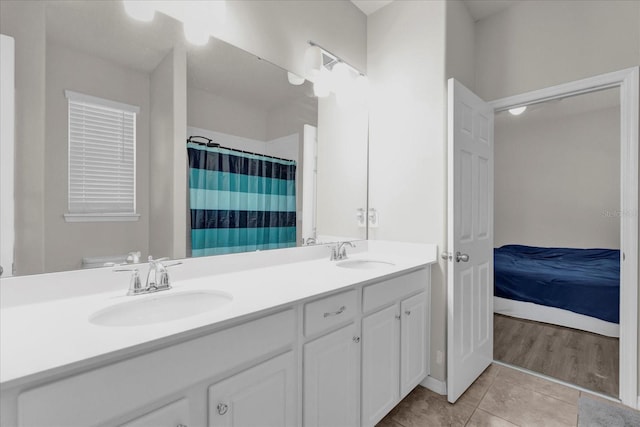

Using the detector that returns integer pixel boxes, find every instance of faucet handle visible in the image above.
[114,268,144,295]
[329,246,338,261]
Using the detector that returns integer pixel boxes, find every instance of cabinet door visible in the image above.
[303,323,359,427]
[209,351,296,427]
[400,292,428,397]
[361,304,400,427]
[119,398,190,427]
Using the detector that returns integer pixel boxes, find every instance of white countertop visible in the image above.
[0,241,437,389]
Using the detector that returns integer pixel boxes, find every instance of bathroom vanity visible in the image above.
[0,241,436,426]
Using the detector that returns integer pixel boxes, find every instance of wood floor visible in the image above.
[494,314,619,397]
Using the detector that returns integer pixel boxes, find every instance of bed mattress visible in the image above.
[494,245,620,324]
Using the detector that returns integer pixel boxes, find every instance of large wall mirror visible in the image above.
[2,1,368,276]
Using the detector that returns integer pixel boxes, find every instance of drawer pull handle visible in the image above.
[324,306,346,318]
[177,424,188,427]
[395,314,401,320]
[217,403,229,415]
[405,310,411,316]
[353,336,360,343]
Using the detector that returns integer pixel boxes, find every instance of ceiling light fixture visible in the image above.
[287,72,305,86]
[508,106,527,116]
[305,41,367,104]
[313,68,332,98]
[123,0,156,22]
[123,1,226,46]
[183,21,210,46]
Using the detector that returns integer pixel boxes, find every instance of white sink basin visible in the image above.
[89,290,233,327]
[336,259,395,270]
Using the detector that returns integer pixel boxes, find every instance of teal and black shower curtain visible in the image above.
[187,142,297,256]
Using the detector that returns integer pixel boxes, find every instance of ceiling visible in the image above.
[350,0,393,16]
[350,0,517,21]
[45,1,313,111]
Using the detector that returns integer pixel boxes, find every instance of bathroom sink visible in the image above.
[336,259,395,270]
[89,290,233,327]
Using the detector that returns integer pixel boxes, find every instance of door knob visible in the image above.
[217,403,229,415]
[455,252,469,262]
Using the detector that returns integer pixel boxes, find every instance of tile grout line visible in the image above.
[462,365,503,426]
[479,365,579,427]
[465,407,522,427]
[469,365,524,427]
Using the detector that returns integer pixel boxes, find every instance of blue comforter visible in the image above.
[494,245,620,323]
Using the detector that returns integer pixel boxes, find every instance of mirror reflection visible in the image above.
[0,1,368,276]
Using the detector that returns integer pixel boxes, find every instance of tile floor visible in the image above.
[376,363,625,427]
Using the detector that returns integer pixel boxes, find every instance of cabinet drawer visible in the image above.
[362,269,428,313]
[304,289,357,336]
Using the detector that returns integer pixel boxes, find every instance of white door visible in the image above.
[446,79,494,403]
[301,124,318,243]
[361,304,400,427]
[400,291,428,397]
[209,352,296,427]
[303,323,359,427]
[0,34,15,277]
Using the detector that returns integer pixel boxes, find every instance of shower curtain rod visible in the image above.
[187,136,294,163]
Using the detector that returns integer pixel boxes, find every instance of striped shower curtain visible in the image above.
[187,142,297,256]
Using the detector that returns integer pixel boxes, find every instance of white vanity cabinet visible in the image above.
[208,351,296,427]
[362,304,401,426]
[12,309,296,427]
[361,270,430,427]
[399,291,429,396]
[119,398,191,427]
[303,289,360,427]
[2,262,433,427]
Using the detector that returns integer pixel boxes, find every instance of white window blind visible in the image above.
[65,91,139,219]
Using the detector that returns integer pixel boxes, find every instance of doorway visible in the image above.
[488,67,638,406]
[493,88,621,397]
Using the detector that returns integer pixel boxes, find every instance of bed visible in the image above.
[494,244,620,337]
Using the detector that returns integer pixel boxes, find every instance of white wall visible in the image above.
[266,99,318,142]
[0,0,46,275]
[187,126,267,154]
[367,0,447,381]
[45,42,151,272]
[475,0,640,101]
[188,87,268,141]
[445,0,475,91]
[316,94,368,242]
[495,105,621,249]
[149,46,187,260]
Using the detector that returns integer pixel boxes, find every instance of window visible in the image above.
[63,91,140,222]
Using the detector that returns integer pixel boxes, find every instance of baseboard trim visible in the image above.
[420,375,447,395]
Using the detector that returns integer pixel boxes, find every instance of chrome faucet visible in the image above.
[330,241,355,261]
[115,256,182,296]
